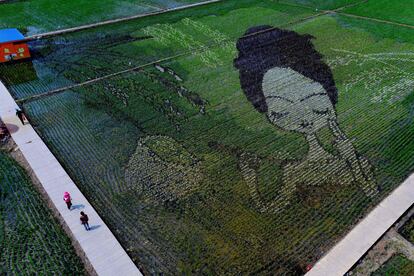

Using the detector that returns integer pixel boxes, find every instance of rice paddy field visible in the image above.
[0,0,209,35]
[343,0,414,26]
[401,215,414,245]
[0,151,85,275]
[0,0,414,274]
[372,255,414,276]
[281,0,361,10]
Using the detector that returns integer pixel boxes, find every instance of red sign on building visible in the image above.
[0,28,31,63]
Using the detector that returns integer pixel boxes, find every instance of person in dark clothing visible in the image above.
[0,125,9,141]
[15,109,29,125]
[80,211,90,231]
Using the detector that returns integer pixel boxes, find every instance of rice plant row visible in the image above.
[400,215,414,245]
[0,0,210,35]
[372,255,414,276]
[0,151,85,275]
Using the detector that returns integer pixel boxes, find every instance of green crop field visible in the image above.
[401,215,414,244]
[280,0,361,10]
[0,0,413,274]
[372,255,414,276]
[0,0,208,35]
[343,0,414,26]
[0,151,85,275]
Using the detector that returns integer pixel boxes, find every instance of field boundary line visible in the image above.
[25,0,223,40]
[277,0,367,12]
[0,81,143,276]
[277,0,414,29]
[17,9,332,104]
[16,52,190,103]
[334,12,414,30]
[306,175,414,275]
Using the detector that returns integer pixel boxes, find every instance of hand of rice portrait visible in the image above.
[124,135,201,202]
[233,26,378,213]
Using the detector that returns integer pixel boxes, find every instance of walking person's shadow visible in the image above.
[89,225,101,231]
[71,204,85,210]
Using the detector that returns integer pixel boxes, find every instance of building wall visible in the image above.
[0,42,31,63]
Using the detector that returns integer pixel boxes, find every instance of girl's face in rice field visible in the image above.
[262,67,334,134]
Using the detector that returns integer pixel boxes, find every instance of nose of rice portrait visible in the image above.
[234,26,378,213]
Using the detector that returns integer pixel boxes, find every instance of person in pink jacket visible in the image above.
[63,192,72,210]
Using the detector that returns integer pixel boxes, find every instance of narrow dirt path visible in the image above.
[335,12,414,30]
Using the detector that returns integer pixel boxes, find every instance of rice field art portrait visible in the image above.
[234,26,379,213]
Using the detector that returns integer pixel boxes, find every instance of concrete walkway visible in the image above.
[0,81,142,276]
[307,174,414,276]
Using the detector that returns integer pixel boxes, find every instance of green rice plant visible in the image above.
[400,215,414,244]
[372,255,414,276]
[343,0,414,26]
[0,151,85,275]
[280,0,361,10]
[0,0,208,34]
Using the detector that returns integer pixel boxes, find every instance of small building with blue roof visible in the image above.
[0,28,31,63]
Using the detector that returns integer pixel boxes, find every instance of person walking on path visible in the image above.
[80,211,90,231]
[15,109,29,125]
[63,191,72,210]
